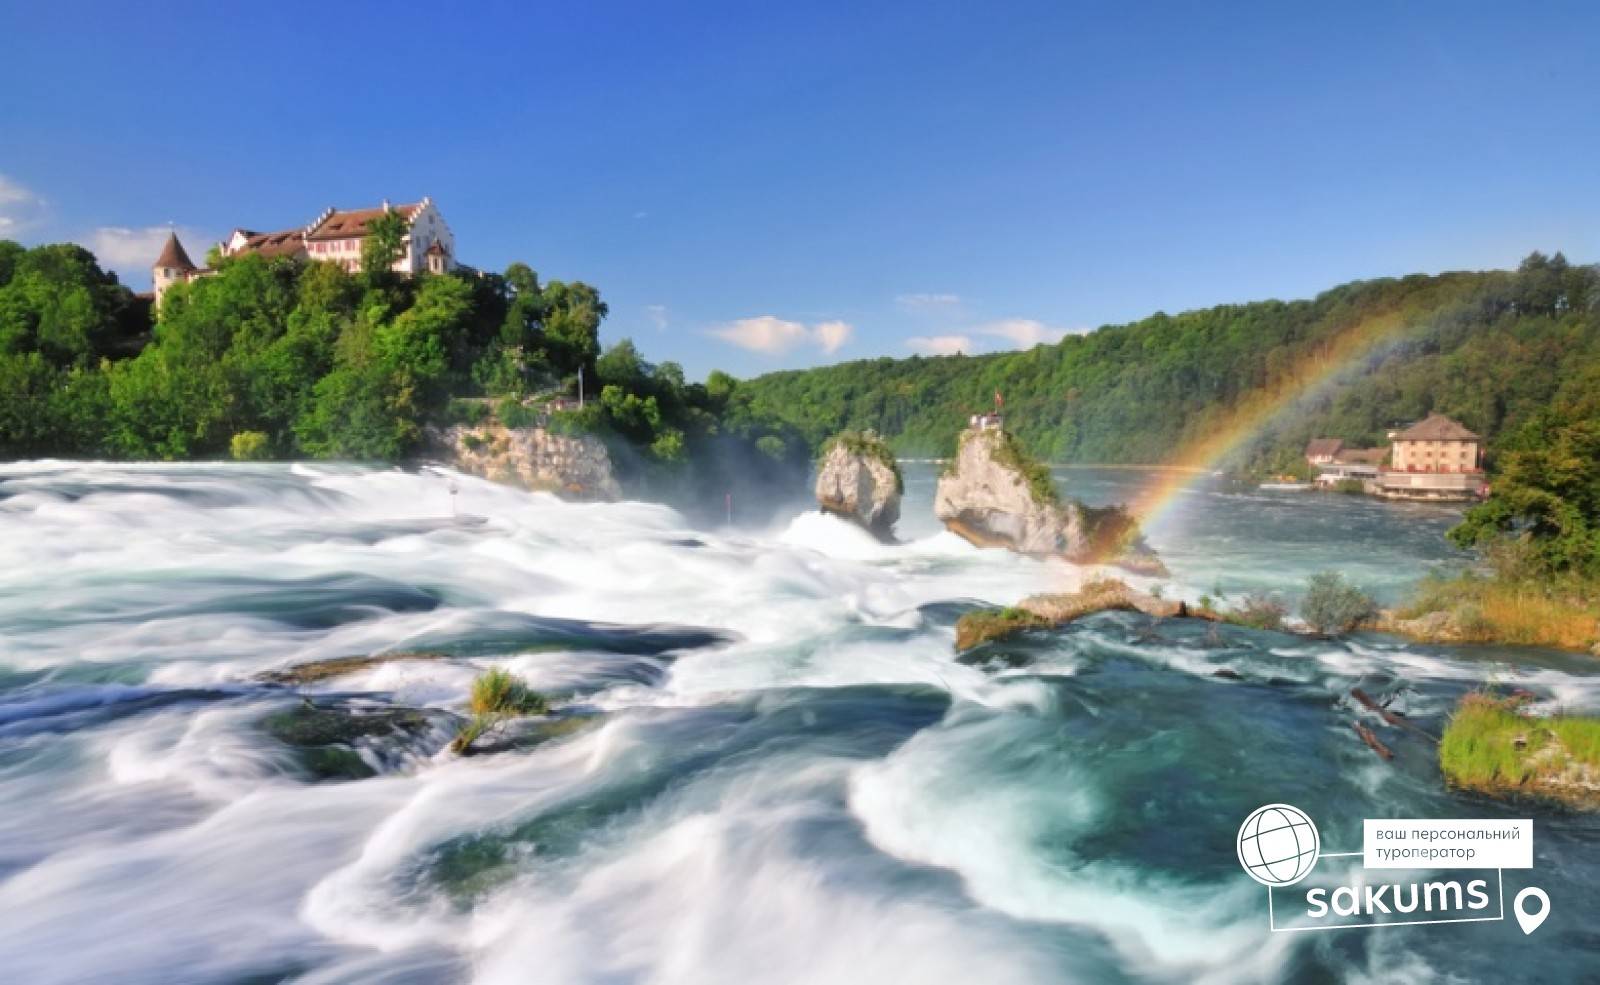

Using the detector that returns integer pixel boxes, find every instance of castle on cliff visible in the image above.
[152,198,457,306]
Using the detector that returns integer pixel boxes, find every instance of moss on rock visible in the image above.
[260,701,443,782]
[256,650,451,686]
[1440,691,1600,811]
[954,607,1051,650]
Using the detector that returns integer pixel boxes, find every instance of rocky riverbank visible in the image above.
[1376,573,1600,657]
[431,422,621,500]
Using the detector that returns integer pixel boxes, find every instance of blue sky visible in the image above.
[2,1,1597,379]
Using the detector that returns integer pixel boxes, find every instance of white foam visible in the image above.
[848,709,1292,981]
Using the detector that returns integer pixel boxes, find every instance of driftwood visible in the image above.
[1350,688,1437,742]
[1352,722,1395,760]
[257,650,451,685]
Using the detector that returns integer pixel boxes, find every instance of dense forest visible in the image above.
[0,235,809,511]
[737,254,1600,474]
[5,236,1597,514]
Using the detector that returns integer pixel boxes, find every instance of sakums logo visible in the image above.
[1236,804,1319,887]
[1235,804,1551,936]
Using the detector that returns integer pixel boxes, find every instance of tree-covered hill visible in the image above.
[0,238,810,514]
[734,254,1599,472]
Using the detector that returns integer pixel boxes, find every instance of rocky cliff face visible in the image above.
[935,426,1163,573]
[936,428,1084,555]
[433,424,621,500]
[814,433,902,538]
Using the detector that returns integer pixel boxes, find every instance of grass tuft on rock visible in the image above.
[1227,591,1288,631]
[453,668,549,755]
[470,667,548,716]
[820,429,904,493]
[954,606,1051,650]
[1393,571,1600,652]
[1440,691,1600,810]
[986,430,1059,507]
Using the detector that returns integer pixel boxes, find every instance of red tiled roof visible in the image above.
[1305,438,1343,458]
[305,202,422,241]
[154,232,196,271]
[233,228,307,259]
[1393,414,1479,442]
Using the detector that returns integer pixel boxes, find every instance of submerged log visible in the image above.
[1352,721,1395,761]
[1350,687,1437,742]
[257,650,452,685]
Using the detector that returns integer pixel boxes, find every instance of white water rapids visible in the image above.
[1,461,1596,984]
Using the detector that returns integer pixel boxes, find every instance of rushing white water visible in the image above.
[1,461,1597,984]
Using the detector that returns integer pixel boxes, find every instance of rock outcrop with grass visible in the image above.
[814,430,902,538]
[432,422,621,500]
[955,577,1219,650]
[1381,571,1600,654]
[1440,691,1600,811]
[935,425,1163,572]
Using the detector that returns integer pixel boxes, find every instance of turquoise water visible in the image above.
[0,461,1595,984]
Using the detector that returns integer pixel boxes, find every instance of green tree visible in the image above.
[230,430,271,461]
[540,279,607,377]
[1450,367,1600,578]
[360,209,410,278]
[295,274,474,458]
[1300,571,1378,635]
[596,338,648,390]
[0,242,132,368]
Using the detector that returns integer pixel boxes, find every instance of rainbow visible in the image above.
[1102,305,1423,548]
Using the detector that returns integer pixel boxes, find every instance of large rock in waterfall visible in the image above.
[814,430,902,538]
[432,422,622,500]
[934,424,1165,574]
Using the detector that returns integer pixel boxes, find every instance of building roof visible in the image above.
[1335,447,1388,465]
[305,202,422,241]
[1305,438,1343,458]
[1393,413,1479,442]
[154,232,196,271]
[232,228,307,259]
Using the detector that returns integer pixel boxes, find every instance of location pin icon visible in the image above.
[1514,887,1550,935]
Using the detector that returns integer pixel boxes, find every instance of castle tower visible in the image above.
[152,231,197,309]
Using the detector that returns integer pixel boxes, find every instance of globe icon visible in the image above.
[1236,803,1319,886]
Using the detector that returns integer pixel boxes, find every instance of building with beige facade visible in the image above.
[1376,413,1485,500]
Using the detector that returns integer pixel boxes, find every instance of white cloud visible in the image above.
[904,319,1084,357]
[645,304,669,331]
[977,318,1073,349]
[896,292,962,312]
[710,315,810,353]
[79,225,216,273]
[906,334,974,356]
[0,175,47,236]
[709,315,854,356]
[814,320,853,354]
